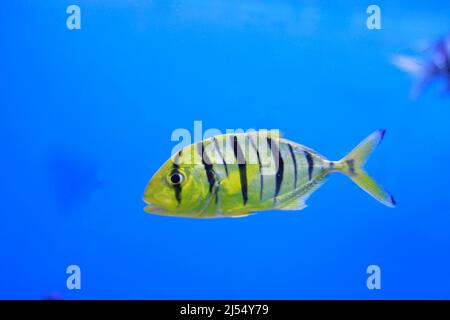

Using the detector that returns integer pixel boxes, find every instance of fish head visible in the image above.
[143,149,211,217]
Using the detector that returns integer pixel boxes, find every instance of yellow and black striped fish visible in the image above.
[143,130,395,218]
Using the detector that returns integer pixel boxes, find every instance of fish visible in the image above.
[392,34,450,98]
[143,129,395,218]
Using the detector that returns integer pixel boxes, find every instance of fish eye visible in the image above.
[168,171,184,185]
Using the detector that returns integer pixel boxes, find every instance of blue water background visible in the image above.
[1,0,450,299]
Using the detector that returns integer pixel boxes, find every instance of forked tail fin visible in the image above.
[333,130,396,208]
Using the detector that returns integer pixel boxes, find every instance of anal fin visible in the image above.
[277,197,307,211]
[230,212,254,218]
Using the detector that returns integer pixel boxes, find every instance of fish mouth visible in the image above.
[143,202,167,214]
[143,194,169,214]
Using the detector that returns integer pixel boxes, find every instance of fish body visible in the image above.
[392,34,450,98]
[143,130,395,218]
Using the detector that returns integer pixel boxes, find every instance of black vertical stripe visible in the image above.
[346,159,356,176]
[288,144,298,189]
[171,169,182,205]
[213,137,229,177]
[197,143,218,204]
[267,137,284,202]
[171,150,183,205]
[248,136,264,200]
[231,136,248,205]
[172,150,182,169]
[304,150,314,181]
[215,182,220,204]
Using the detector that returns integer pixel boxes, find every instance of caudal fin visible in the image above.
[334,130,396,208]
